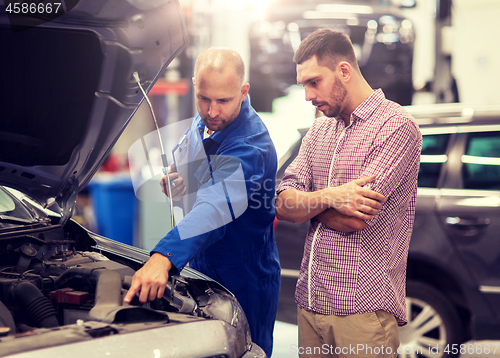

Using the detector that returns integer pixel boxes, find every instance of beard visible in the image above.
[201,115,231,132]
[198,101,243,132]
[313,77,348,118]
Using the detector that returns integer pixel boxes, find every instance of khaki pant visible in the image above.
[297,307,400,358]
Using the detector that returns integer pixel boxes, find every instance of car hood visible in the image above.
[0,0,188,222]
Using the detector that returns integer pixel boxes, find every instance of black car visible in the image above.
[0,1,265,357]
[249,0,416,112]
[274,103,500,357]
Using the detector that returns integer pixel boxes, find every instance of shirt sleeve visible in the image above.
[151,143,266,274]
[360,117,422,225]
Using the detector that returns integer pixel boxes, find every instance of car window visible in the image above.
[0,188,15,212]
[0,187,36,229]
[418,134,451,188]
[462,131,500,190]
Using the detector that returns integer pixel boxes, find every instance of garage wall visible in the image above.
[452,0,500,104]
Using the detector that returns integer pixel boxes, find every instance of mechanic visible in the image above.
[275,29,422,358]
[124,47,281,357]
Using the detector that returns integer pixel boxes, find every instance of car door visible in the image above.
[410,129,459,265]
[436,125,500,320]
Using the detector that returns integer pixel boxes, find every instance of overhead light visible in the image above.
[303,11,358,20]
[315,4,374,14]
[287,22,299,32]
[376,33,399,43]
[401,19,413,29]
[367,19,378,29]
[250,0,269,11]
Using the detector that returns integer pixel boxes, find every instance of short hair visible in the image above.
[293,29,359,71]
[194,47,245,85]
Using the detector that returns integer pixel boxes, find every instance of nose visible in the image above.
[208,101,219,118]
[304,88,315,102]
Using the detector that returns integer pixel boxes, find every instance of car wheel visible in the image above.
[398,281,462,358]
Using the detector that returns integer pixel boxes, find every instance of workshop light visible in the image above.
[303,11,358,20]
[223,0,244,11]
[315,4,374,14]
[224,0,269,12]
[250,0,270,11]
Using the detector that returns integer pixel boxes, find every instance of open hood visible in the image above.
[0,0,188,222]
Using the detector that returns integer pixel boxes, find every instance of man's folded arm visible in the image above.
[316,208,368,232]
[275,188,328,224]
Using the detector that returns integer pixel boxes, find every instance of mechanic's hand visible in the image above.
[160,163,186,200]
[124,253,173,304]
[323,175,386,220]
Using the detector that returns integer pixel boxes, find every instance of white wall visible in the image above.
[452,0,500,104]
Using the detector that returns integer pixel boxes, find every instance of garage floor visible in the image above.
[273,321,298,358]
[271,321,500,358]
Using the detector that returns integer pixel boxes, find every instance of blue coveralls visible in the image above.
[152,97,281,357]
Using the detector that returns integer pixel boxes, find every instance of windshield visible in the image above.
[0,187,37,229]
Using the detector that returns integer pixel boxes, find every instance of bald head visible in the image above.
[194,47,245,86]
[192,47,250,132]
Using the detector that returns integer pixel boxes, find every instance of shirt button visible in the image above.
[167,253,171,257]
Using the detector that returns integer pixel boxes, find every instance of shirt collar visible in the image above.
[351,88,386,123]
[203,126,212,139]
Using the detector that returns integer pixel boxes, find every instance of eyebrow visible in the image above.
[197,94,234,101]
[298,76,320,85]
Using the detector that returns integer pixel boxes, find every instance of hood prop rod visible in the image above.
[132,72,175,229]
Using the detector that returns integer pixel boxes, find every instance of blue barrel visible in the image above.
[86,175,136,246]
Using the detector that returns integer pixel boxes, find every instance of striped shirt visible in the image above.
[277,89,422,325]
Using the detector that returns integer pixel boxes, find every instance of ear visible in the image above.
[192,76,196,87]
[338,62,352,80]
[241,83,250,100]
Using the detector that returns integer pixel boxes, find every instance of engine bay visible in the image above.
[0,225,139,334]
[0,222,248,345]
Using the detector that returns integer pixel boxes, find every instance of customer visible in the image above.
[276,29,422,358]
[124,47,280,357]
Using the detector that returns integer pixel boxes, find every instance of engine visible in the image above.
[0,225,250,343]
[0,228,137,335]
